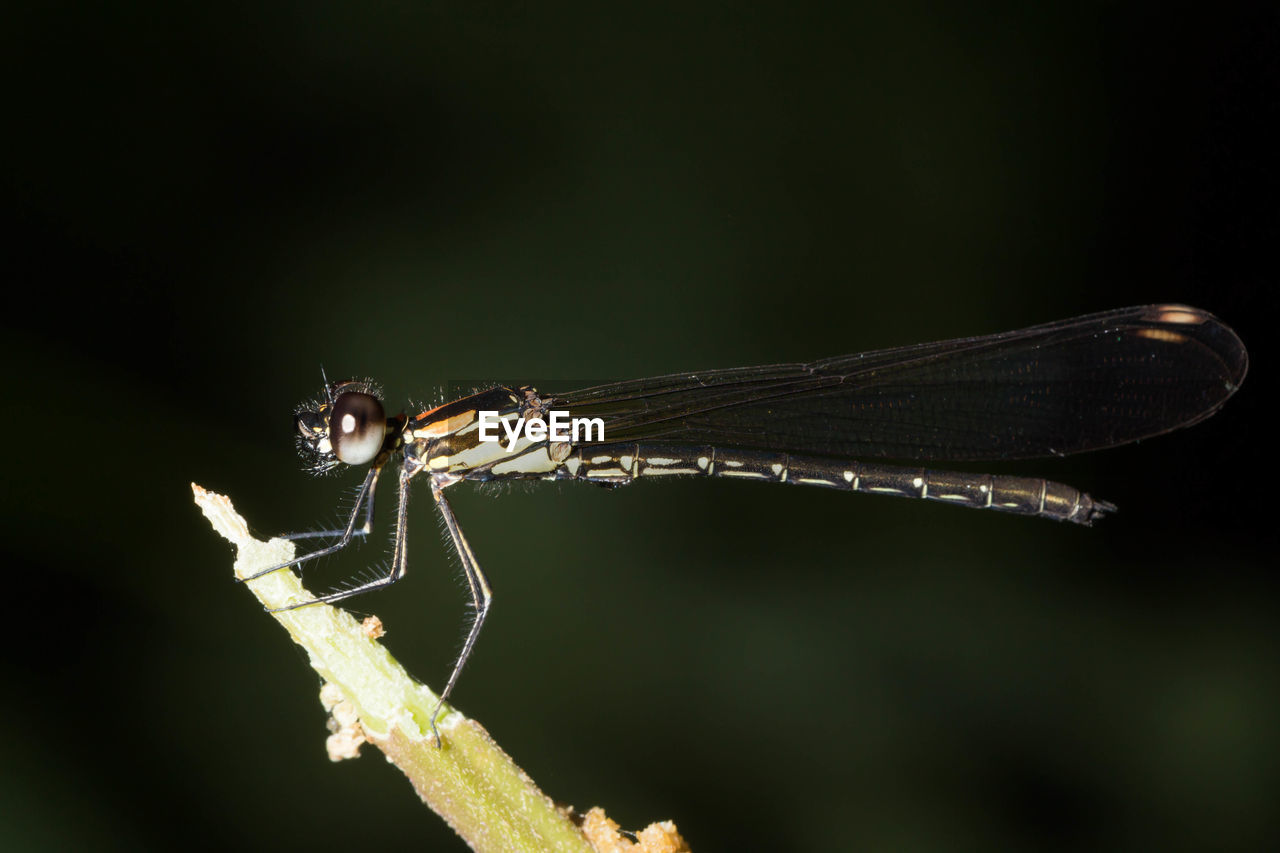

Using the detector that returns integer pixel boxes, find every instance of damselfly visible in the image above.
[243,304,1247,741]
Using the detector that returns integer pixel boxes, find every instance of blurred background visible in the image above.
[3,3,1276,851]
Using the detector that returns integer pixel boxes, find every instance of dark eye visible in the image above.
[330,392,386,465]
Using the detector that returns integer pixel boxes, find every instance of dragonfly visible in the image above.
[242,304,1247,742]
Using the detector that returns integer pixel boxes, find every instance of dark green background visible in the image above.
[4,3,1275,851]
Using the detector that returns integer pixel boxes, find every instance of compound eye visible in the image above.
[329,392,386,465]
[295,410,322,436]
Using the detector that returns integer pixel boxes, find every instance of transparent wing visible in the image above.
[556,305,1247,461]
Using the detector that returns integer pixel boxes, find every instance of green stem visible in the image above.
[193,483,595,853]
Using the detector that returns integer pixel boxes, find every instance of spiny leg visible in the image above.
[238,466,383,583]
[268,463,412,609]
[281,477,377,542]
[429,474,493,747]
